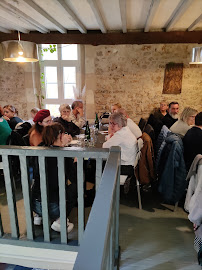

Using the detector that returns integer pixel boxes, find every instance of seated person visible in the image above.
[162,101,179,128]
[117,108,142,139]
[69,100,86,128]
[29,109,53,146]
[170,107,198,137]
[0,117,12,145]
[111,103,122,113]
[183,112,202,171]
[54,104,80,137]
[27,107,40,125]
[152,101,168,121]
[3,105,23,130]
[32,123,77,233]
[103,112,137,166]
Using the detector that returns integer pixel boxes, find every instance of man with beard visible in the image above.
[162,102,179,129]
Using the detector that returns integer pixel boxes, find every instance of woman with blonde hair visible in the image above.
[3,105,23,130]
[111,103,122,113]
[170,107,198,137]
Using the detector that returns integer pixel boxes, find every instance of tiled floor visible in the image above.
[0,179,201,270]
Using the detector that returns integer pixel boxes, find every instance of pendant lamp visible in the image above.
[1,32,39,63]
[189,47,202,64]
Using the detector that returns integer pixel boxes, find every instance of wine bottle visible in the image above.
[85,121,91,140]
[94,113,99,130]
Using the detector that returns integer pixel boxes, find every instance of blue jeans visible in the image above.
[32,199,60,220]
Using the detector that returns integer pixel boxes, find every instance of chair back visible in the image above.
[138,118,147,132]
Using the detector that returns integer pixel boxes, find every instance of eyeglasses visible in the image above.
[109,121,118,126]
[43,119,52,124]
[189,115,196,118]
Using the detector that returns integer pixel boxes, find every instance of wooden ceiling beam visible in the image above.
[22,0,66,33]
[56,0,87,33]
[87,0,107,33]
[0,0,48,33]
[166,0,193,32]
[188,14,202,31]
[0,31,201,45]
[144,0,161,32]
[119,0,127,33]
[0,16,29,34]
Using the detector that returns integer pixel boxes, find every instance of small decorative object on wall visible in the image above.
[163,63,183,94]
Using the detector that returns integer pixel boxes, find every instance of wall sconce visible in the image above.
[1,32,39,63]
[189,47,202,64]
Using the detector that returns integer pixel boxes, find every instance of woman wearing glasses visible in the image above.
[103,112,137,166]
[28,109,53,146]
[170,107,198,138]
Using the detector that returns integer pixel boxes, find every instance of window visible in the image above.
[39,44,81,117]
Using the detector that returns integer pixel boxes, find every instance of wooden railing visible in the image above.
[0,145,120,269]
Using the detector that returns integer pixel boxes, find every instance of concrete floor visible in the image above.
[119,186,201,270]
[0,179,201,270]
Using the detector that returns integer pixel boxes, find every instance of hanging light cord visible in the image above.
[18,31,21,42]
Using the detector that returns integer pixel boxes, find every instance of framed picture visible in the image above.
[163,63,183,94]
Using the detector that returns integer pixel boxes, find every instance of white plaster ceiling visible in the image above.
[0,0,201,34]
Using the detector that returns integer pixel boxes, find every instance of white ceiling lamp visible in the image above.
[1,31,39,63]
[189,47,202,64]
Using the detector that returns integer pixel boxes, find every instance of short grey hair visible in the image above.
[59,104,71,113]
[109,112,127,128]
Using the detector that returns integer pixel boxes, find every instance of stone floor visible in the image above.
[0,178,201,270]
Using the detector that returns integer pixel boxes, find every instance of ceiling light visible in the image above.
[189,47,202,64]
[1,32,39,63]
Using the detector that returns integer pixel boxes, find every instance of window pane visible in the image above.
[64,84,75,99]
[62,44,78,60]
[46,104,60,117]
[46,84,58,99]
[63,67,76,83]
[45,67,57,83]
[41,44,58,60]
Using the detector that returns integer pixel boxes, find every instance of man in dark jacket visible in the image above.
[162,102,179,128]
[183,112,202,171]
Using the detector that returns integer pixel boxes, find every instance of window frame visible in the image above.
[39,44,81,109]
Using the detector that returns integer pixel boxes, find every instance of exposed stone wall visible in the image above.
[85,44,202,123]
[0,46,39,120]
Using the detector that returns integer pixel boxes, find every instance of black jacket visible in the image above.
[162,114,177,129]
[53,117,80,137]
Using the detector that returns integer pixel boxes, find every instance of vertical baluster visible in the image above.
[38,156,50,242]
[96,157,102,191]
[77,157,84,244]
[19,155,34,240]
[2,155,19,238]
[0,213,4,237]
[57,156,67,244]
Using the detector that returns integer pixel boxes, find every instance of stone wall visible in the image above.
[0,46,39,120]
[85,44,202,123]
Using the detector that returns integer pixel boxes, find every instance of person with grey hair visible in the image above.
[170,107,198,137]
[103,112,137,166]
[117,108,142,139]
[53,104,80,137]
[70,100,86,128]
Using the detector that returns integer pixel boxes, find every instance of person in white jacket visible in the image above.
[117,108,142,139]
[103,112,137,166]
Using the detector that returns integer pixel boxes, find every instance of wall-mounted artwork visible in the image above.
[163,63,183,94]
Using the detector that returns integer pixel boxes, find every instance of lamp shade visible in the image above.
[189,47,202,64]
[1,40,39,62]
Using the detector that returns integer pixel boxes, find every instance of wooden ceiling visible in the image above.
[0,0,202,44]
